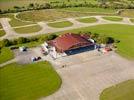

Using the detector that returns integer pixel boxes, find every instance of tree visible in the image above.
[17,37,27,44]
[1,39,10,47]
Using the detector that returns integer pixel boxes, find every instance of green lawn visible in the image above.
[48,21,73,28]
[100,80,134,100]
[102,16,123,21]
[0,61,61,100]
[76,17,97,23]
[54,24,134,59]
[0,47,14,64]
[0,30,6,37]
[0,14,35,27]
[130,18,134,23]
[14,25,42,34]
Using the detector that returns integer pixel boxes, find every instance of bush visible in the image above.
[105,37,115,44]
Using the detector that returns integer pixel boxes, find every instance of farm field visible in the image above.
[14,25,42,34]
[76,17,98,23]
[55,24,134,59]
[102,16,123,21]
[0,61,61,100]
[0,47,14,64]
[48,21,73,28]
[100,80,134,100]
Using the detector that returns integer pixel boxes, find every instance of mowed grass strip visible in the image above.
[100,80,134,100]
[0,30,6,37]
[102,16,123,21]
[0,61,61,100]
[48,21,73,28]
[0,47,14,64]
[14,25,42,34]
[76,17,97,23]
[55,24,134,59]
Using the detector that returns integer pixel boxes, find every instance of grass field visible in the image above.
[61,7,117,13]
[130,18,134,23]
[0,30,6,37]
[0,14,35,27]
[0,61,61,100]
[100,80,134,100]
[0,47,14,64]
[48,21,73,28]
[0,23,2,29]
[55,24,134,59]
[102,16,123,21]
[76,17,97,23]
[120,9,134,18]
[14,25,42,34]
[16,9,94,22]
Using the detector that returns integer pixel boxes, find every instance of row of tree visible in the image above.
[0,32,116,49]
[0,34,58,48]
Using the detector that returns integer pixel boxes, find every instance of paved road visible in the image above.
[0,16,134,40]
[40,52,134,100]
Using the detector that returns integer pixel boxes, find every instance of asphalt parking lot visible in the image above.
[41,51,134,100]
[13,47,42,64]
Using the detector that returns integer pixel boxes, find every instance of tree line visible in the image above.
[0,0,134,14]
[0,32,117,50]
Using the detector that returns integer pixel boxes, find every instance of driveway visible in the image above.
[40,51,134,100]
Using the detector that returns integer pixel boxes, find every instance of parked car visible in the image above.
[31,56,42,62]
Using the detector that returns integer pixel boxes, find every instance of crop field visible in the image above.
[55,24,134,59]
[0,61,61,100]
[100,80,134,100]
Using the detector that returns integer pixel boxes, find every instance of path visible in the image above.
[0,15,134,40]
[0,58,17,67]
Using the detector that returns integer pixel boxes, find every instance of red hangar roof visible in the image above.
[48,33,93,52]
